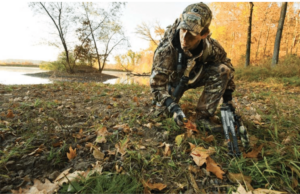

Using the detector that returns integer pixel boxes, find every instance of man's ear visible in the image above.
[200,29,210,39]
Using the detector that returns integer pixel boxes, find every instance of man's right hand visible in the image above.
[173,108,186,126]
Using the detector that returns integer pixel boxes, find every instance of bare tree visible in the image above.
[78,2,127,73]
[100,23,127,73]
[135,21,165,46]
[272,2,288,67]
[29,2,76,73]
[245,2,254,67]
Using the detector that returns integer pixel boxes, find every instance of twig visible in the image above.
[63,173,78,192]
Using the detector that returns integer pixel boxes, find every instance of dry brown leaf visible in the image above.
[228,172,253,190]
[52,141,63,147]
[143,180,167,191]
[6,110,14,118]
[93,148,105,160]
[28,144,45,156]
[54,168,71,183]
[133,96,138,102]
[232,184,252,194]
[95,127,108,143]
[113,123,129,130]
[73,129,84,139]
[91,161,103,174]
[115,138,129,156]
[67,146,77,161]
[164,143,171,156]
[54,171,84,186]
[282,136,292,145]
[184,120,199,133]
[190,147,215,166]
[249,135,259,147]
[253,188,287,194]
[188,142,196,151]
[206,156,225,179]
[243,144,263,158]
[203,135,214,143]
[143,123,153,129]
[12,179,59,194]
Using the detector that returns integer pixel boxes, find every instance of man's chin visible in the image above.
[181,46,190,50]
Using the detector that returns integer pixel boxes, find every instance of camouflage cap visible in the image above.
[177,2,212,35]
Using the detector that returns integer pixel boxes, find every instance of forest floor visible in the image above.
[0,73,300,193]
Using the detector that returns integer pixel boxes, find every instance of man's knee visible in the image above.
[218,64,232,78]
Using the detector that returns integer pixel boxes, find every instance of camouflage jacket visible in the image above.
[150,18,235,110]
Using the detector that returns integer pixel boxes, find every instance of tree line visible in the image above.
[29,2,127,73]
[115,2,296,74]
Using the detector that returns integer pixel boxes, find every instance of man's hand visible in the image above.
[173,108,186,126]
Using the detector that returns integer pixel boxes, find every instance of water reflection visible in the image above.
[103,75,149,85]
[0,67,150,86]
[0,66,52,85]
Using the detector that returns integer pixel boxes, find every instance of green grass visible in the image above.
[235,54,300,84]
[59,172,143,193]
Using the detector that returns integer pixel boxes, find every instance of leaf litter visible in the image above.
[0,81,299,193]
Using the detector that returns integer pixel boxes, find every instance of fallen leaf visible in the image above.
[55,170,84,186]
[164,143,171,156]
[143,123,153,129]
[190,147,215,166]
[52,141,63,147]
[228,172,253,190]
[184,120,199,133]
[206,157,225,179]
[54,168,71,183]
[188,142,196,151]
[12,179,59,194]
[73,129,84,139]
[143,180,167,191]
[113,123,129,130]
[95,127,108,143]
[175,134,185,146]
[115,137,129,156]
[243,144,263,158]
[232,184,252,194]
[133,96,138,102]
[282,136,291,145]
[67,146,77,161]
[93,149,105,160]
[253,188,287,194]
[203,135,214,143]
[91,161,103,174]
[28,144,45,156]
[249,135,259,147]
[6,110,14,118]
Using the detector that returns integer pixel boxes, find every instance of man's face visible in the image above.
[179,28,205,51]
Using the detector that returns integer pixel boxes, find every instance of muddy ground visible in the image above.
[0,74,299,193]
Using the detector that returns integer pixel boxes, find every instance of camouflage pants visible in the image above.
[171,62,235,118]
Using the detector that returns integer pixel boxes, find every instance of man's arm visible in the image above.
[208,38,236,93]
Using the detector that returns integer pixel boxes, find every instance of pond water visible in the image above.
[0,66,150,86]
[0,66,52,85]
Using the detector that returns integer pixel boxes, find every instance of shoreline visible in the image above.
[24,71,119,83]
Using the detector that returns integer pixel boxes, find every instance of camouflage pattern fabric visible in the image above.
[177,3,212,35]
[150,18,235,118]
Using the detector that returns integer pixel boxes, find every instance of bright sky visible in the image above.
[0,1,195,62]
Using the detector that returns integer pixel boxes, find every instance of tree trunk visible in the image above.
[272,2,288,67]
[255,5,271,60]
[263,25,271,56]
[291,11,300,54]
[245,2,254,67]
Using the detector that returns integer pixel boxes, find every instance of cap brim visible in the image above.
[177,21,202,36]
